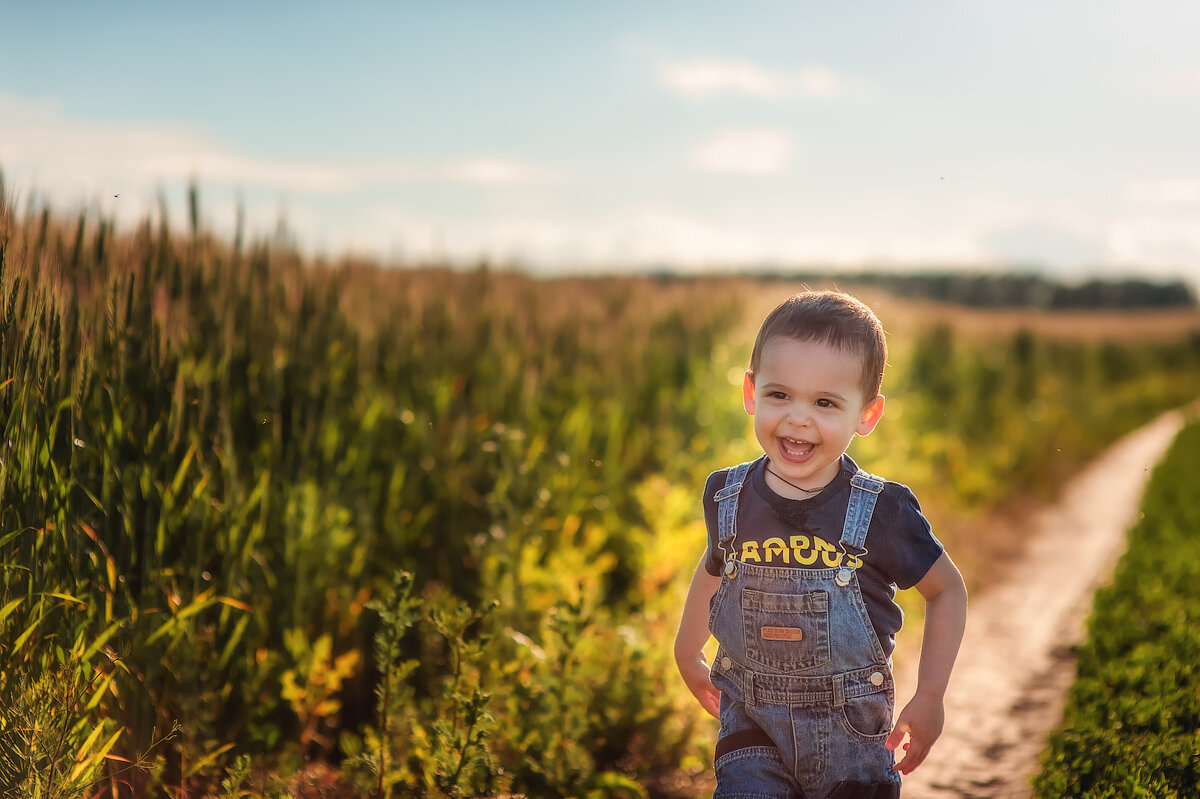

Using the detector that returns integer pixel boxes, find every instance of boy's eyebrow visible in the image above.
[759,381,848,402]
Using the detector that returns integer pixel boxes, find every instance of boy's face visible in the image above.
[743,336,885,499]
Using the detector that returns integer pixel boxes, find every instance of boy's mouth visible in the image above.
[778,436,815,461]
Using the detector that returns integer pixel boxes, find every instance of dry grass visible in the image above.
[879,299,1200,342]
[732,277,1200,343]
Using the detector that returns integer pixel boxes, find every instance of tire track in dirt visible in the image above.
[892,410,1184,799]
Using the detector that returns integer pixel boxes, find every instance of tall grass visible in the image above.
[853,321,1200,514]
[2,181,1199,796]
[0,185,750,795]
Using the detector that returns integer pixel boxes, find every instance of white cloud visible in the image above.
[1109,216,1200,272]
[601,208,769,266]
[658,58,858,100]
[793,66,845,97]
[691,128,792,174]
[660,58,788,98]
[449,209,771,269]
[0,94,422,205]
[421,205,998,273]
[301,202,446,261]
[1148,67,1200,96]
[441,158,557,184]
[0,92,556,205]
[1114,179,1200,272]
[0,91,567,261]
[980,220,1109,268]
[1128,177,1200,206]
[0,94,401,195]
[0,92,571,264]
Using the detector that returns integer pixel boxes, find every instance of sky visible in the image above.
[4,2,1200,283]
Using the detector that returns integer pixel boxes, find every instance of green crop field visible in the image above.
[2,186,1200,798]
[1034,419,1200,798]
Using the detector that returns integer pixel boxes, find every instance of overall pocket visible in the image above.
[741,588,830,673]
[839,689,894,740]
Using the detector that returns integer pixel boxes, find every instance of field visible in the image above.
[2,190,1200,798]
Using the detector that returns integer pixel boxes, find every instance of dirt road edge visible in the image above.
[892,410,1184,799]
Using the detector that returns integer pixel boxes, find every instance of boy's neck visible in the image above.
[763,458,842,500]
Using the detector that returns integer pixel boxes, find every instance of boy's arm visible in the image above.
[674,554,723,718]
[886,551,968,775]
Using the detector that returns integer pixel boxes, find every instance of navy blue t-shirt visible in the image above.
[703,454,943,658]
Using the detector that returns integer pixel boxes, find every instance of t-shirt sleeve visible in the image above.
[702,469,726,576]
[872,484,944,590]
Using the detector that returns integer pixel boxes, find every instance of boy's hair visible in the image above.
[747,290,888,402]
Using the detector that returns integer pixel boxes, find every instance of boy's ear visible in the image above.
[856,394,885,436]
[742,372,757,416]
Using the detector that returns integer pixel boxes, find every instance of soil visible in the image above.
[890,409,1184,799]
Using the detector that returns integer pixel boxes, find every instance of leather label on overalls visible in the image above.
[760,626,804,641]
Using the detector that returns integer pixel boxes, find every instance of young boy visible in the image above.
[675,290,967,799]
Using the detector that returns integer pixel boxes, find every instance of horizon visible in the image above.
[3,171,1198,301]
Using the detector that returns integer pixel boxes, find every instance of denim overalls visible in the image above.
[708,457,902,799]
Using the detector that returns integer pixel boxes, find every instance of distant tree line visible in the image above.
[760,270,1198,309]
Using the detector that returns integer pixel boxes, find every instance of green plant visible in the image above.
[1033,419,1200,797]
[346,570,421,797]
[216,754,295,799]
[279,629,361,759]
[0,651,179,799]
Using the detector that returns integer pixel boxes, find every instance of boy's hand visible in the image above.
[888,552,966,774]
[885,691,944,774]
[678,653,721,718]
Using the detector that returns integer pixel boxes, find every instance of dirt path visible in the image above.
[892,410,1184,799]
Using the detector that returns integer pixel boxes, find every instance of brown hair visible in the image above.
[747,290,888,402]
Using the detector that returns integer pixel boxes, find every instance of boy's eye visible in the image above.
[768,391,788,400]
[816,398,837,408]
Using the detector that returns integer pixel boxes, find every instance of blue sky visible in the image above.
[4,2,1200,281]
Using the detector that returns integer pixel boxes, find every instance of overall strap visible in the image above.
[713,456,762,566]
[840,469,885,559]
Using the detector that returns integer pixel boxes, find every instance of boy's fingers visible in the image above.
[892,739,931,774]
[884,723,907,752]
[684,671,721,718]
[700,690,721,718]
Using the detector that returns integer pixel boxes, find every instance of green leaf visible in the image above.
[144,597,216,647]
[0,596,22,626]
[78,619,123,664]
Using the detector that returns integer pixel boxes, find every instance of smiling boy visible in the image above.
[675,290,967,798]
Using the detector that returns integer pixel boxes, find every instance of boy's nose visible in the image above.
[786,406,812,428]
